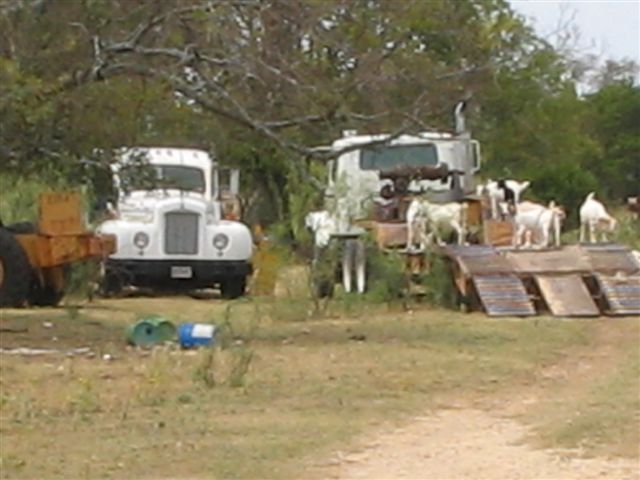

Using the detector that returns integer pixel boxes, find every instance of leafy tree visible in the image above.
[583,79,640,201]
[0,0,636,231]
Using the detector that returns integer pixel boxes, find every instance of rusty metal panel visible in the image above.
[585,245,640,274]
[595,274,640,316]
[534,275,599,317]
[443,245,513,276]
[15,233,116,268]
[38,192,85,236]
[472,275,536,317]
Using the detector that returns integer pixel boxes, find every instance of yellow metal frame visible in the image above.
[10,192,116,295]
[15,233,116,268]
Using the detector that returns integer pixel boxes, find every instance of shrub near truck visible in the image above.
[97,147,252,298]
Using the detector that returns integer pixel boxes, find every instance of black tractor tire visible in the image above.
[221,276,247,299]
[5,222,37,234]
[29,282,65,307]
[0,228,32,308]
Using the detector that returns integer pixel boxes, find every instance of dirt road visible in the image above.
[312,318,640,480]
[317,408,639,480]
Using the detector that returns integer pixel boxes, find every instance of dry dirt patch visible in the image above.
[310,318,640,480]
[313,408,639,480]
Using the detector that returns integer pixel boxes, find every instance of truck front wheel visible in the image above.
[0,228,32,308]
[220,277,246,299]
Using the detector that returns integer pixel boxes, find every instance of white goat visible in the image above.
[512,201,565,249]
[406,198,468,251]
[579,192,617,243]
[305,211,335,248]
[305,211,366,294]
[477,179,530,220]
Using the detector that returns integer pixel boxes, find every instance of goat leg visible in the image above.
[589,220,596,243]
[342,241,354,293]
[355,240,366,294]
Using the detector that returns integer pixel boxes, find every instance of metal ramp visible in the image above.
[443,243,640,317]
[534,275,599,317]
[472,275,536,317]
[594,274,640,316]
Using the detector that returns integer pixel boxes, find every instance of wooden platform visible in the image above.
[443,243,640,317]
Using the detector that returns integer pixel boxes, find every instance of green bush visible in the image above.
[419,254,459,309]
[616,212,640,250]
[0,173,91,225]
[364,245,409,304]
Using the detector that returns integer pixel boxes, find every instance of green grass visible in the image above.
[531,343,640,458]
[2,297,620,479]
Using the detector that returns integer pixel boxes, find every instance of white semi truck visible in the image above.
[97,147,253,298]
[308,103,482,295]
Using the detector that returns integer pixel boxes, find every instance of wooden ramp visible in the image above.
[534,275,599,317]
[472,275,536,317]
[443,243,639,317]
[595,274,640,316]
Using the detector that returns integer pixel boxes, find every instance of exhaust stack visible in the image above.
[454,101,467,134]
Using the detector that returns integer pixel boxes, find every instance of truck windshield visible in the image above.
[120,164,206,193]
[360,144,438,170]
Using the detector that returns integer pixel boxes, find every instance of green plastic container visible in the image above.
[146,315,177,342]
[125,320,159,347]
[125,315,177,347]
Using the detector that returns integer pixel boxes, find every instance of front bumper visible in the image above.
[106,258,252,288]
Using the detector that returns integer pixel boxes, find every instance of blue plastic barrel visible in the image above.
[178,323,217,348]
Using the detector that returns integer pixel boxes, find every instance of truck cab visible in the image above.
[325,131,481,220]
[97,147,252,298]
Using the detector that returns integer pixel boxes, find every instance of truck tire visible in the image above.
[29,283,65,307]
[5,221,37,234]
[221,277,246,299]
[0,228,32,307]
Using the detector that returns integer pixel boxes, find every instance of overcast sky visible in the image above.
[509,0,640,63]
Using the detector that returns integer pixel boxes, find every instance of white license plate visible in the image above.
[171,266,193,279]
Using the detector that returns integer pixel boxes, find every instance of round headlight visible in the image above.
[213,233,229,250]
[133,231,150,249]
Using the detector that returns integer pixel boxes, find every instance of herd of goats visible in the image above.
[306,179,639,252]
[405,179,625,251]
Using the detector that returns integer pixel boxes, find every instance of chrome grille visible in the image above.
[164,211,199,254]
